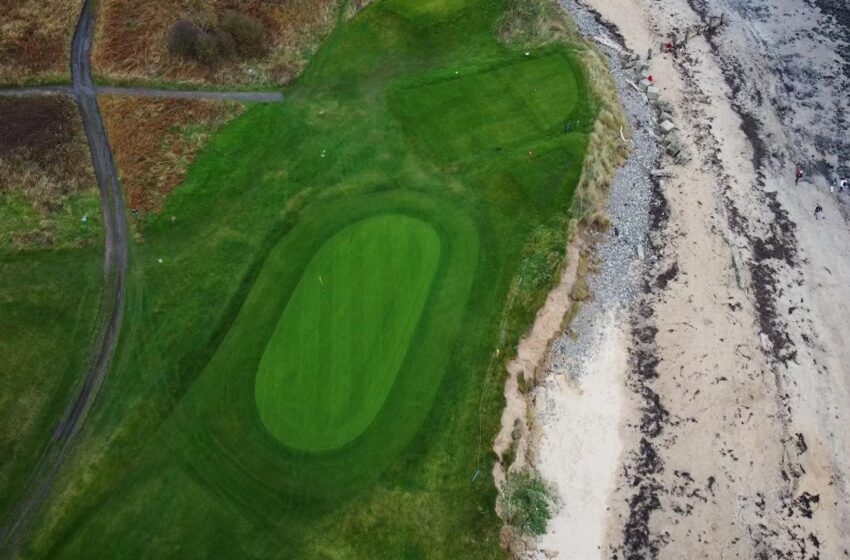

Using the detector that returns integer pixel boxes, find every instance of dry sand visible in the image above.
[534,313,628,559]
[509,0,850,558]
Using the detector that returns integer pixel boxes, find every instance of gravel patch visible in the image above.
[545,0,662,382]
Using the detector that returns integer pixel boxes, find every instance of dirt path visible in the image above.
[0,0,128,552]
[0,87,283,103]
[523,0,850,558]
[95,86,283,102]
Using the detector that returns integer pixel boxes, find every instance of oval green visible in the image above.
[254,214,441,452]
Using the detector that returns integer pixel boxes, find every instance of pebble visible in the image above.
[545,0,661,383]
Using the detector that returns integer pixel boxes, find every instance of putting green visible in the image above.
[255,215,441,452]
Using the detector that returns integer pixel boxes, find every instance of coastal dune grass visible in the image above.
[21,0,602,557]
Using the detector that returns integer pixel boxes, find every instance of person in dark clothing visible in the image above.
[795,167,804,185]
[814,204,824,219]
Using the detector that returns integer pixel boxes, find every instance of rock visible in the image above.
[542,549,559,559]
[659,119,676,134]
[639,78,651,91]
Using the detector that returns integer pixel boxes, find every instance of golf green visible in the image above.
[255,214,441,452]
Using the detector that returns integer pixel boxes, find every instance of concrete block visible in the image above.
[660,119,676,134]
[640,68,651,80]
[656,99,674,113]
[647,86,660,101]
[639,79,651,91]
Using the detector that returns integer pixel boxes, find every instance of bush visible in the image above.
[219,11,266,57]
[168,19,202,58]
[500,469,554,536]
[167,12,265,65]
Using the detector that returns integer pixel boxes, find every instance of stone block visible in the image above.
[647,86,660,101]
[660,119,676,134]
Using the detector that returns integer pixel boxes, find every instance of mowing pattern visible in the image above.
[256,214,441,452]
[24,0,597,557]
[391,54,579,163]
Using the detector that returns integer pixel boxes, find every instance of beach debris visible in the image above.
[647,86,660,102]
[732,250,747,289]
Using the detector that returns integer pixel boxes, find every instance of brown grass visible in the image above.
[0,97,94,210]
[0,96,97,249]
[0,0,82,85]
[99,96,245,212]
[93,0,359,87]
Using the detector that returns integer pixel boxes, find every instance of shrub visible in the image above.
[168,12,265,64]
[168,19,202,58]
[192,31,221,64]
[219,11,266,57]
[500,469,554,536]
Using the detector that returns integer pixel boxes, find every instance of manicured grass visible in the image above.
[390,54,580,163]
[22,0,597,557]
[256,214,443,452]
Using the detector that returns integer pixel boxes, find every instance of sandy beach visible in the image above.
[513,0,850,557]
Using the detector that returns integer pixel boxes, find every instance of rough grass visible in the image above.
[0,97,101,250]
[0,93,104,543]
[99,96,245,213]
[499,468,554,536]
[0,0,81,86]
[93,0,357,87]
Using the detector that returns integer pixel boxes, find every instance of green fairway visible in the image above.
[390,54,581,163]
[256,214,442,451]
[20,0,599,557]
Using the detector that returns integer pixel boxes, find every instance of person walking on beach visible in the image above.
[841,178,848,193]
[796,167,804,185]
[814,204,824,220]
